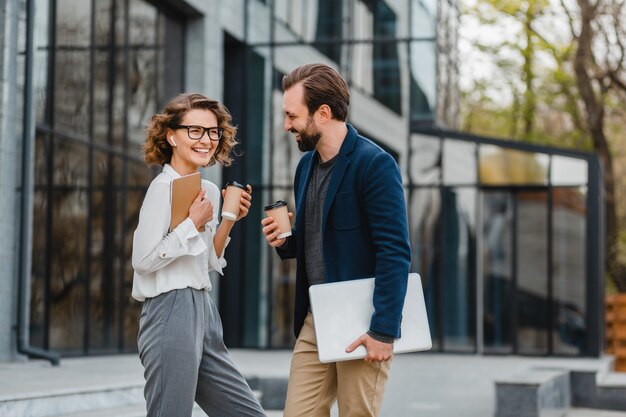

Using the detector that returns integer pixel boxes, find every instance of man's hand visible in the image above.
[346,333,393,362]
[261,213,293,248]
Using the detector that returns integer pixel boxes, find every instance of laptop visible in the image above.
[309,273,432,363]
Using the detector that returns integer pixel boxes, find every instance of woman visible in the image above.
[132,93,266,417]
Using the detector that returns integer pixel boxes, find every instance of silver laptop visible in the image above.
[309,273,432,363]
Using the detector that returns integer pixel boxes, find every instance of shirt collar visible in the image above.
[163,163,182,179]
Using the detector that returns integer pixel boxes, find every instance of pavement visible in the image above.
[1,349,624,417]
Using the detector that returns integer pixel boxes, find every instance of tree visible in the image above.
[461,0,626,290]
[565,0,626,289]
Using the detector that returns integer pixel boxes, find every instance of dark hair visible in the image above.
[143,93,238,166]
[282,63,349,121]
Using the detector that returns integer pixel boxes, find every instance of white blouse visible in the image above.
[131,164,229,302]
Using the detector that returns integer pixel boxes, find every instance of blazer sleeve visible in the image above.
[363,152,412,338]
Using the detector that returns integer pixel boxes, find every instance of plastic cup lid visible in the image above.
[264,200,288,211]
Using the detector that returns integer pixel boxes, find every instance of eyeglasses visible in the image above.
[172,125,223,141]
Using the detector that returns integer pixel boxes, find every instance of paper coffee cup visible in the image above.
[222,181,246,220]
[264,200,292,238]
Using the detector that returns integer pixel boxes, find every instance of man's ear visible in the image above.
[317,104,333,122]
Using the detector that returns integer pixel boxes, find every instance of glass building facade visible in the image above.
[13,0,603,359]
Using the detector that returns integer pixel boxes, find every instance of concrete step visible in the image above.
[566,408,626,417]
[53,403,284,417]
[0,355,285,417]
[495,368,570,417]
[0,382,144,417]
[572,370,626,411]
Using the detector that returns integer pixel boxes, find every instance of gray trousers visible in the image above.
[137,287,266,417]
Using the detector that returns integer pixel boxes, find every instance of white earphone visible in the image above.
[170,136,177,147]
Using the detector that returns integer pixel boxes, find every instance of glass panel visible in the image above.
[409,134,440,185]
[271,88,302,188]
[516,191,549,355]
[54,51,90,137]
[551,155,588,186]
[128,49,158,149]
[372,2,402,114]
[315,0,343,62]
[30,132,49,349]
[57,0,91,47]
[94,51,111,145]
[408,187,441,349]
[49,139,89,352]
[411,0,436,37]
[482,191,513,353]
[246,0,271,44]
[123,188,147,351]
[443,139,476,185]
[268,185,297,348]
[479,145,549,185]
[410,40,436,121]
[268,85,298,348]
[30,0,181,355]
[441,187,476,351]
[129,0,158,45]
[33,0,51,125]
[273,0,319,43]
[552,187,587,355]
[94,0,112,48]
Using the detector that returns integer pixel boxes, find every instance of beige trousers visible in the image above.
[283,312,391,417]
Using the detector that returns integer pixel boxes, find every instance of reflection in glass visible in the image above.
[57,0,91,47]
[49,140,89,351]
[269,85,298,347]
[441,187,476,351]
[409,188,441,349]
[54,51,90,136]
[30,0,183,354]
[410,41,436,121]
[129,0,158,45]
[482,192,513,353]
[516,192,548,355]
[551,155,588,186]
[479,145,549,185]
[372,2,401,113]
[30,134,48,349]
[315,0,343,62]
[411,0,437,37]
[443,139,476,185]
[552,187,587,355]
[273,0,319,43]
[409,134,440,185]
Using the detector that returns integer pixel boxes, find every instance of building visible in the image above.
[0,0,603,363]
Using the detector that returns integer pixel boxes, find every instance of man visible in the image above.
[261,63,411,416]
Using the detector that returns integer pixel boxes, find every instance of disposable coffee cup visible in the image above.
[264,200,292,239]
[222,181,246,221]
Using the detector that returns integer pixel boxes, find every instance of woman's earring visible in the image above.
[170,136,177,147]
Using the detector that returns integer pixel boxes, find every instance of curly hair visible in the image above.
[143,93,238,166]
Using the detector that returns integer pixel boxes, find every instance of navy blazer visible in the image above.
[277,124,411,338]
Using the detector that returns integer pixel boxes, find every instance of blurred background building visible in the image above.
[0,0,604,363]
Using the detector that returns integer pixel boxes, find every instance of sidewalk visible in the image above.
[0,350,622,417]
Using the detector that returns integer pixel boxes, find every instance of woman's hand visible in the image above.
[221,184,252,222]
[188,188,213,230]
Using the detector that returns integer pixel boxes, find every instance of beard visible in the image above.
[293,116,321,152]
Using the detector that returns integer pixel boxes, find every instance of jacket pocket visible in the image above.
[331,191,361,230]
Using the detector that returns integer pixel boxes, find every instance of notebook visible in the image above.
[308,273,432,363]
[170,172,204,232]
